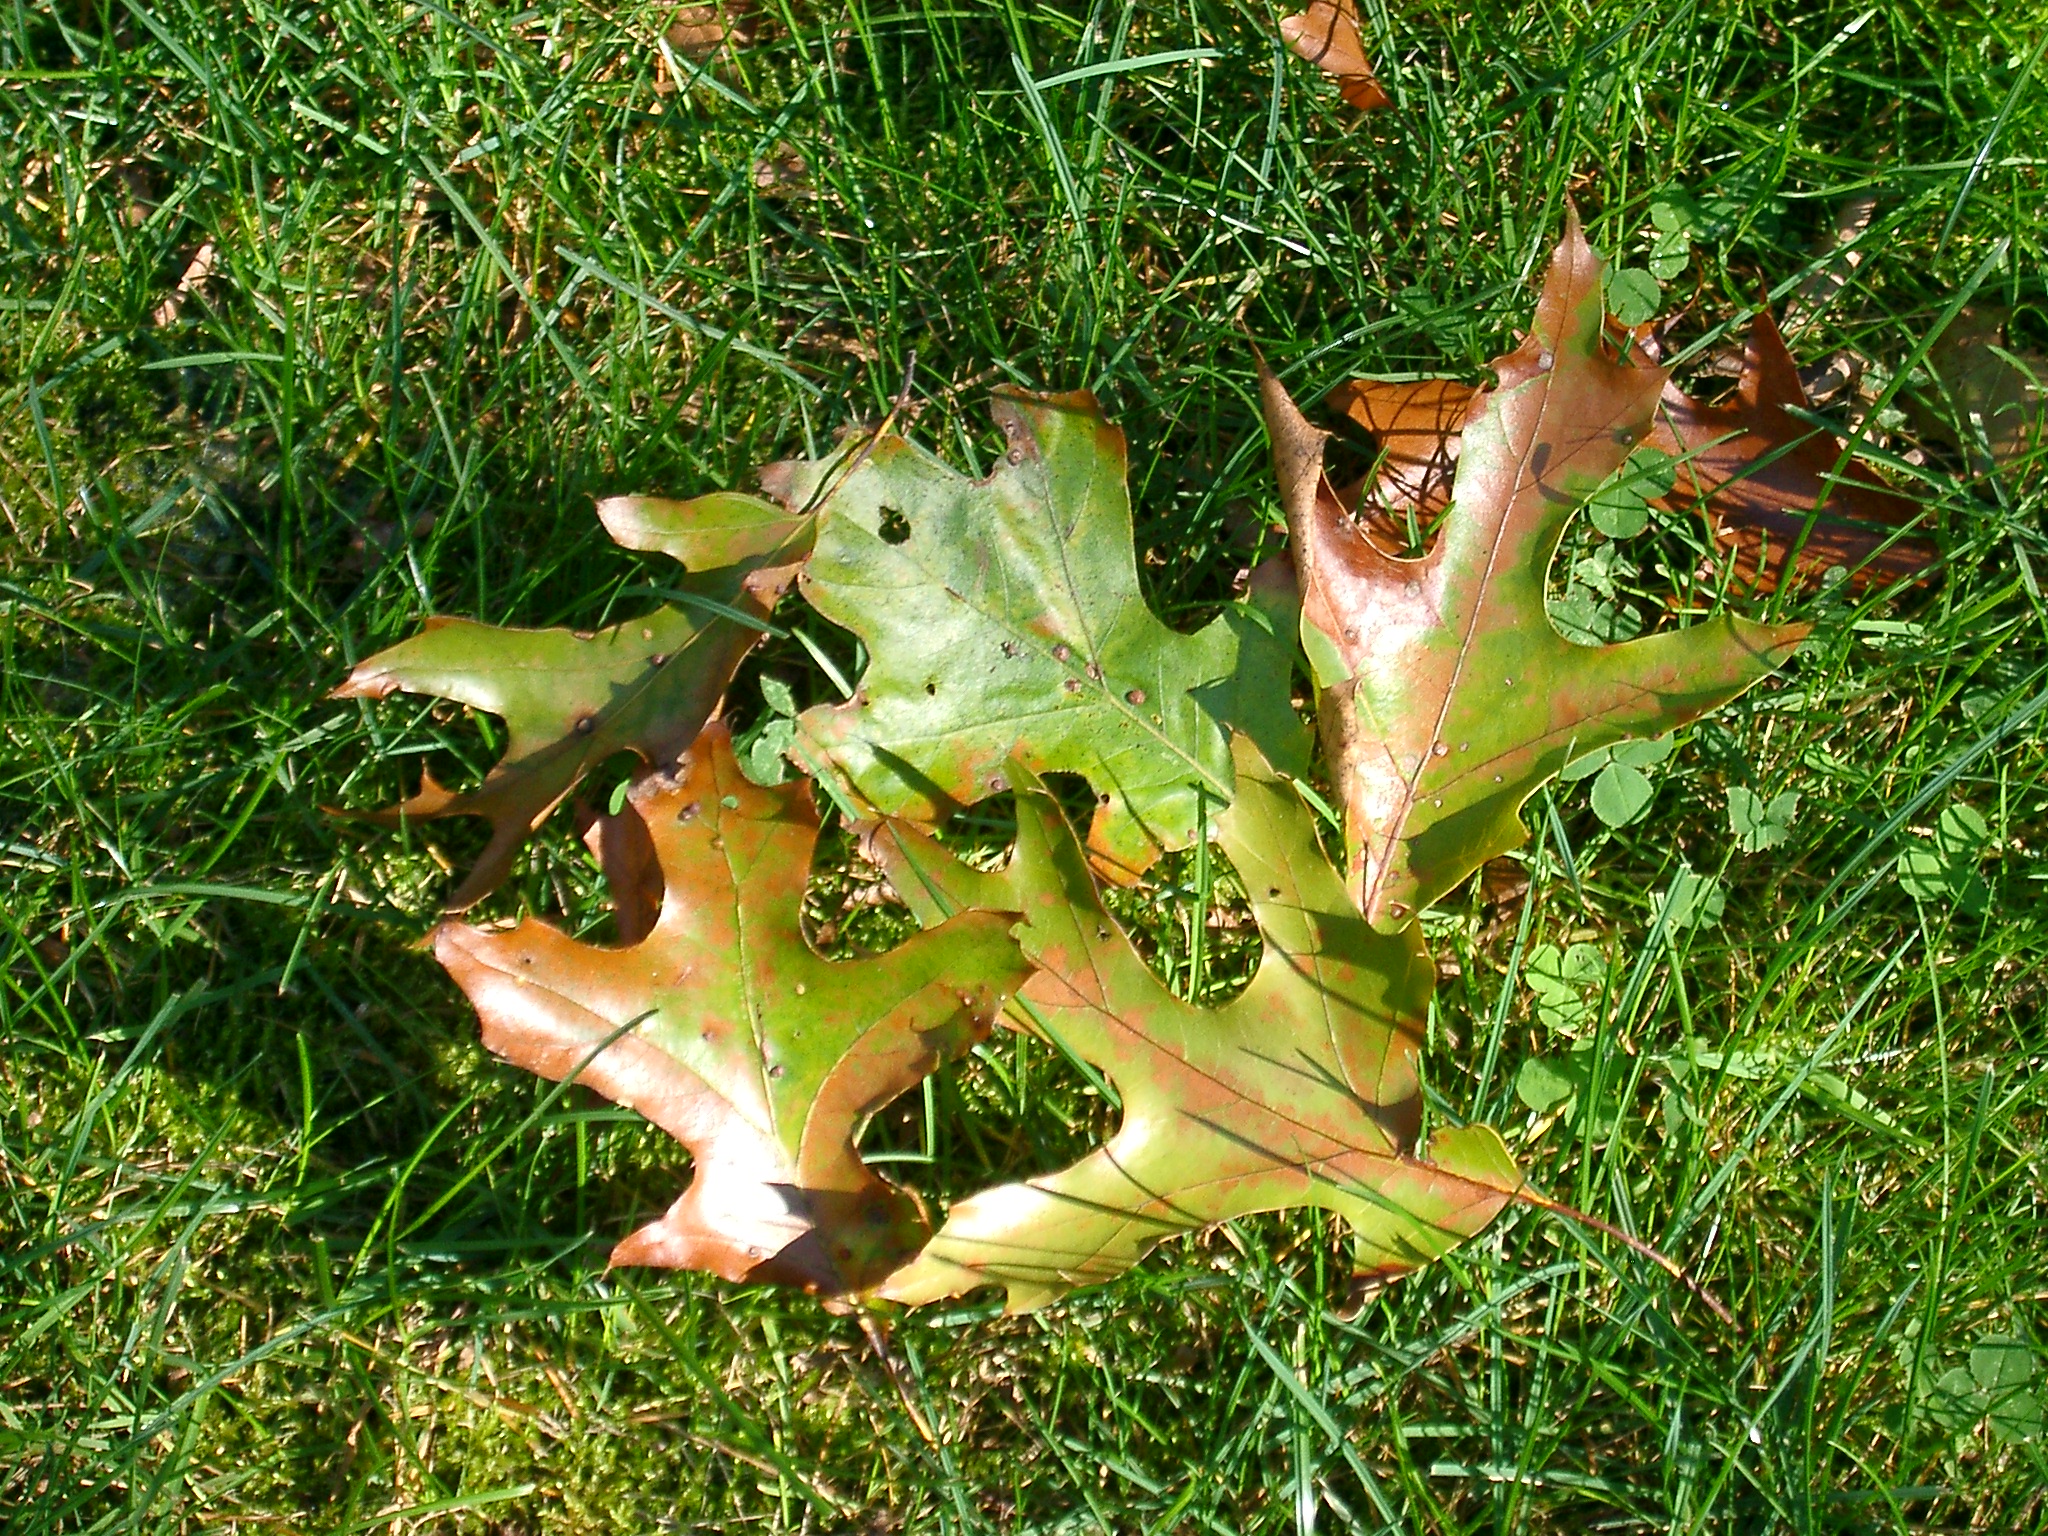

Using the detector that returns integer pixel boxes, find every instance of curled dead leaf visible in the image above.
[662,2,753,62]
[1921,306,2047,474]
[1278,0,1390,112]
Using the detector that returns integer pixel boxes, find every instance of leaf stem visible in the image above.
[1511,1186,1737,1327]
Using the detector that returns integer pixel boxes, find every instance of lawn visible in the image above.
[3,0,2046,1529]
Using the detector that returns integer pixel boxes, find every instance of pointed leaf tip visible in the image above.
[1278,0,1390,112]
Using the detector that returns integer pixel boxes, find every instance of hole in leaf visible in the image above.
[803,818,920,960]
[877,504,911,544]
[863,1026,1117,1204]
[1102,838,1259,1008]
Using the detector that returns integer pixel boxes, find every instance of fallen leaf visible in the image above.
[433,723,1033,1293]
[1320,319,1937,593]
[662,2,752,62]
[751,147,810,198]
[151,240,217,328]
[1647,307,1938,592]
[1921,306,2047,473]
[870,735,1519,1311]
[1326,376,1471,544]
[576,798,662,946]
[1278,0,1390,112]
[783,388,1311,883]
[594,488,814,572]
[1262,212,1807,929]
[335,491,810,910]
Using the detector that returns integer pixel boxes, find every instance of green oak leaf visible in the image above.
[1262,212,1806,928]
[868,734,1519,1312]
[778,388,1311,882]
[336,491,809,910]
[431,723,1032,1294]
[595,488,814,571]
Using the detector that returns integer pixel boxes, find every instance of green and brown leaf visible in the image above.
[432,722,1032,1294]
[868,735,1519,1311]
[335,490,809,909]
[1262,214,1808,929]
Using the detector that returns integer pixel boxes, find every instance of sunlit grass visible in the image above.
[3,0,2044,1528]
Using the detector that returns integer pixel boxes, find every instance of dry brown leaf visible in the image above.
[657,1,755,87]
[152,241,217,328]
[1922,306,2047,473]
[751,146,810,198]
[576,798,662,946]
[1278,0,1390,112]
[1318,311,1936,594]
[1647,308,1938,593]
[1327,376,1472,544]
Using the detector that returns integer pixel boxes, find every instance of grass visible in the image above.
[3,0,2046,1528]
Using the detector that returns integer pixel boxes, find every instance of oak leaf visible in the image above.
[1326,375,1470,546]
[1920,306,2047,474]
[1324,321,1937,594]
[1278,0,1390,112]
[335,492,809,910]
[432,723,1033,1293]
[868,736,1519,1312]
[1262,213,1807,929]
[1645,308,1938,592]
[781,388,1310,883]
